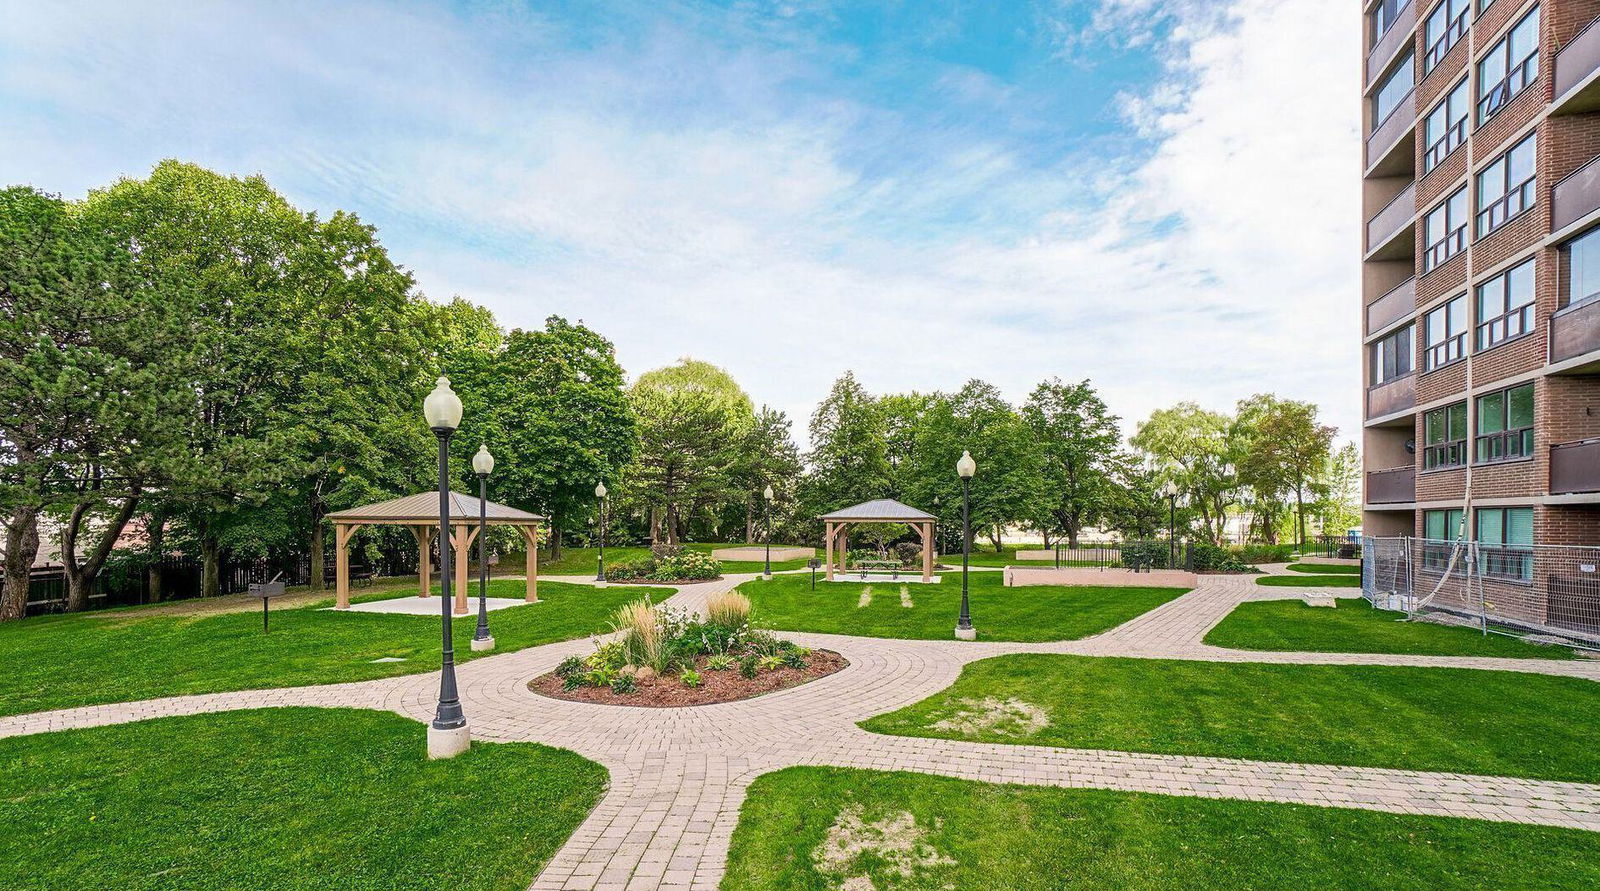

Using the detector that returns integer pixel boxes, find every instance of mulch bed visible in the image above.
[528,650,849,707]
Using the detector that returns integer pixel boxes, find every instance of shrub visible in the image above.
[583,667,616,688]
[1189,543,1253,573]
[1120,540,1169,570]
[611,598,666,672]
[1234,543,1297,565]
[746,630,786,657]
[651,551,721,581]
[739,654,760,679]
[780,649,807,669]
[562,673,584,691]
[555,655,585,678]
[610,674,636,695]
[758,654,784,671]
[679,668,703,688]
[705,590,752,629]
[706,653,735,671]
[605,557,654,581]
[892,541,923,568]
[586,642,625,671]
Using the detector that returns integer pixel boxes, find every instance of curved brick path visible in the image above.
[4,570,1600,890]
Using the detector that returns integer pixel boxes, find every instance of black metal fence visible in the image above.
[12,556,325,617]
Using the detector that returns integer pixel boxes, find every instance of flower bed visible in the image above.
[528,590,847,706]
[605,548,722,583]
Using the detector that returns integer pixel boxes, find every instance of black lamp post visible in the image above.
[471,444,495,652]
[594,481,608,586]
[1163,480,1179,569]
[423,376,469,758]
[762,484,774,580]
[955,450,976,640]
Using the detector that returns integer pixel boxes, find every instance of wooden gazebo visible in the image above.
[818,498,937,582]
[325,492,544,613]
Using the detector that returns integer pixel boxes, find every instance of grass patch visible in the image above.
[1206,597,1577,659]
[0,708,603,890]
[739,572,1184,642]
[862,654,1600,782]
[723,767,1600,891]
[0,579,665,717]
[1256,573,1361,588]
[1285,562,1362,574]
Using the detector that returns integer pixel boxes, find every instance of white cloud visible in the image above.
[0,0,1360,447]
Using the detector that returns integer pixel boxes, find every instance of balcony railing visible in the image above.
[1367,277,1415,335]
[1550,297,1600,366]
[1366,88,1416,171]
[1367,2,1417,88]
[1551,439,1600,495]
[1367,373,1416,419]
[1366,181,1417,256]
[1366,466,1416,504]
[1552,155,1600,234]
[1554,15,1600,108]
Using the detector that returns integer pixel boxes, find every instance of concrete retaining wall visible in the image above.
[1004,566,1196,588]
[710,546,816,562]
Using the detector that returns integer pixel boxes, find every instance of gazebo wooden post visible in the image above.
[835,523,849,574]
[824,521,835,581]
[520,525,540,602]
[919,520,933,582]
[451,525,473,615]
[414,525,432,598]
[334,522,362,609]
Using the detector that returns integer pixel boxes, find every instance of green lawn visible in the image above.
[738,571,1185,642]
[0,708,604,891]
[0,579,665,717]
[1285,562,1362,574]
[1256,573,1362,587]
[862,654,1600,782]
[537,542,814,575]
[723,767,1600,891]
[1206,597,1577,659]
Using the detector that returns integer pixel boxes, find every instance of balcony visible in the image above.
[1551,439,1600,495]
[1366,277,1415,335]
[1367,2,1417,89]
[1551,155,1600,237]
[1366,466,1416,504]
[1553,15,1600,114]
[1550,297,1600,372]
[1366,181,1417,260]
[1366,373,1416,421]
[1366,89,1416,176]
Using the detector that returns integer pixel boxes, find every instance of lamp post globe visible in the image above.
[424,376,468,758]
[594,481,608,586]
[471,445,495,653]
[761,484,775,580]
[955,450,976,640]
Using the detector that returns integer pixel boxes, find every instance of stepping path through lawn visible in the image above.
[4,568,1600,890]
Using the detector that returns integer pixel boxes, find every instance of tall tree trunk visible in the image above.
[986,524,1002,553]
[1,507,40,621]
[1296,487,1307,550]
[309,520,326,591]
[648,506,660,547]
[201,534,221,599]
[745,500,755,544]
[146,509,167,602]
[548,510,562,561]
[64,493,140,612]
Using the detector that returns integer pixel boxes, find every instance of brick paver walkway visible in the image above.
[4,570,1599,890]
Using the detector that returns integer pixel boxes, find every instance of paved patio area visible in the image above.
[4,567,1598,890]
[326,593,532,616]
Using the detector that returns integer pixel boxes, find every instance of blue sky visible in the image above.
[0,0,1360,444]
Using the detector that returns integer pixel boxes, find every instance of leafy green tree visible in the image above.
[1131,402,1240,546]
[1234,395,1335,548]
[1315,441,1362,539]
[728,406,802,543]
[454,316,635,560]
[1103,461,1171,540]
[802,371,891,522]
[1021,378,1123,548]
[627,359,752,545]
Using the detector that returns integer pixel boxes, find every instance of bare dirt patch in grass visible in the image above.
[814,804,956,890]
[927,696,1049,738]
[529,650,848,707]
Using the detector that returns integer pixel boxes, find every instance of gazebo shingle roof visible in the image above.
[817,498,936,522]
[325,491,545,524]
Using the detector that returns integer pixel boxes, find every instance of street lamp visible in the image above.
[762,484,774,581]
[471,444,495,652]
[594,481,608,587]
[423,376,468,759]
[955,450,977,641]
[1162,480,1179,569]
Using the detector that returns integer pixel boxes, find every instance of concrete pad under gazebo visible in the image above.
[325,492,545,614]
[818,498,937,583]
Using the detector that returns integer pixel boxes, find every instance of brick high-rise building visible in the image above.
[1361,1,1600,574]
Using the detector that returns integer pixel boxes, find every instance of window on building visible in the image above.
[1370,323,1415,385]
[1478,5,1540,122]
[1564,227,1600,309]
[1476,506,1533,581]
[1423,402,1468,469]
[1373,0,1411,42]
[1425,0,1471,72]
[1422,508,1465,568]
[1476,133,1536,236]
[1424,294,1467,369]
[1424,187,1469,272]
[1375,52,1416,129]
[1423,79,1470,172]
[1475,382,1534,462]
[1475,258,1535,350]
